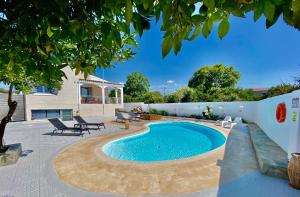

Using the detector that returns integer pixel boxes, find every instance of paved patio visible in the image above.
[0,117,299,197]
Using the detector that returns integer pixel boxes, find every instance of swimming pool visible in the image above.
[102,121,226,162]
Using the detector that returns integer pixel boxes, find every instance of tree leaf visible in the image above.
[173,38,182,55]
[232,9,245,18]
[266,10,281,28]
[291,0,300,28]
[202,19,213,38]
[125,0,133,25]
[47,26,54,38]
[37,46,47,57]
[189,26,201,40]
[218,19,230,39]
[101,22,111,39]
[161,36,173,58]
[69,20,81,34]
[264,2,275,21]
[133,13,143,37]
[155,10,161,23]
[254,0,264,21]
[114,29,121,46]
[143,0,151,10]
[192,15,205,25]
[203,0,215,10]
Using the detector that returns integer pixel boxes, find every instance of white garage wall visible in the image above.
[124,90,300,157]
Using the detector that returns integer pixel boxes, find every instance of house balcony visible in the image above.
[81,96,122,104]
[106,97,122,104]
[81,96,102,104]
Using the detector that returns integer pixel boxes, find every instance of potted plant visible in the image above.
[288,153,300,189]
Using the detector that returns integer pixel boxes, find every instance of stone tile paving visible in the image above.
[0,118,299,197]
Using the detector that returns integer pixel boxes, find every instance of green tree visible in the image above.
[164,87,197,103]
[164,93,181,103]
[0,0,299,151]
[0,1,138,151]
[195,87,260,102]
[263,83,299,98]
[141,91,164,104]
[237,88,261,101]
[188,64,240,93]
[124,72,150,97]
[0,63,62,151]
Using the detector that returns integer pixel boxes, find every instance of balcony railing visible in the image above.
[106,97,122,104]
[81,96,102,104]
[81,96,122,104]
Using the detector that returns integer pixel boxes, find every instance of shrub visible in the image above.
[160,110,169,116]
[149,109,169,116]
[141,91,164,104]
[149,108,158,114]
[190,114,202,119]
[202,106,219,120]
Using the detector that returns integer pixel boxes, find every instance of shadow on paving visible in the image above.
[42,132,83,136]
[215,125,300,197]
[20,150,33,157]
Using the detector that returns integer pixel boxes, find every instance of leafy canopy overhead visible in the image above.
[0,0,299,93]
[124,72,150,97]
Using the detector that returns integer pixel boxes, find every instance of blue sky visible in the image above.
[97,13,300,93]
[1,11,299,93]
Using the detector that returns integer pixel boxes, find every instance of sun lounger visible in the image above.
[223,117,242,129]
[48,118,90,135]
[216,116,232,127]
[116,112,132,122]
[73,116,105,130]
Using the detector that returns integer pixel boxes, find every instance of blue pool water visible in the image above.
[102,122,226,162]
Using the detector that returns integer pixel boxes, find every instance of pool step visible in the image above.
[248,123,288,179]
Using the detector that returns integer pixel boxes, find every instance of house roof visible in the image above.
[252,88,269,93]
[79,74,108,83]
[78,73,123,87]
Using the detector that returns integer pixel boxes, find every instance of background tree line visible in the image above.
[124,64,300,104]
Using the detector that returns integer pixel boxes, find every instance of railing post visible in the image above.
[101,86,106,104]
[115,88,118,104]
[120,87,123,105]
[77,82,81,104]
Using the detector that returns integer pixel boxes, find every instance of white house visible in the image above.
[23,66,123,120]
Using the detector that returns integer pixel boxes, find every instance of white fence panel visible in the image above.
[124,90,300,156]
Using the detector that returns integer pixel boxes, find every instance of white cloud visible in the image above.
[167,80,175,84]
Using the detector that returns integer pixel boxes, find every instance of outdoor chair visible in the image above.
[73,116,105,130]
[223,117,242,129]
[129,112,141,121]
[48,118,90,135]
[115,112,132,122]
[216,116,232,127]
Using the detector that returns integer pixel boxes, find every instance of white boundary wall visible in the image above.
[124,90,300,157]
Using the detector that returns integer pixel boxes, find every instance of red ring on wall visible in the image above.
[276,102,286,123]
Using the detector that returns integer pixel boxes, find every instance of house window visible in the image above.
[31,109,73,120]
[81,87,92,96]
[61,110,72,121]
[31,110,47,119]
[32,86,57,94]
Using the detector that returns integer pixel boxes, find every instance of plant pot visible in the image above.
[143,114,161,120]
[288,153,300,189]
[124,120,130,129]
[0,143,22,167]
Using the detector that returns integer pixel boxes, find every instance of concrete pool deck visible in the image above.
[0,117,299,197]
[54,119,258,196]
